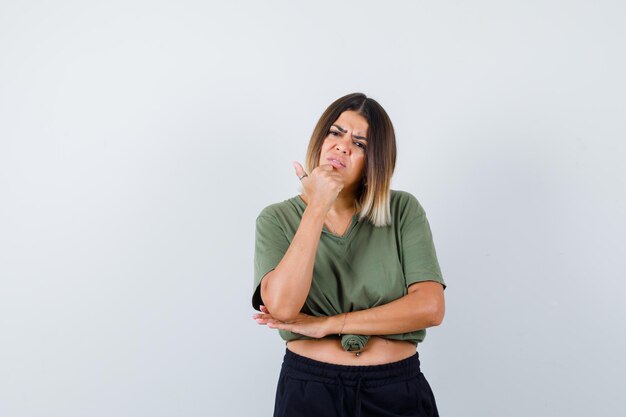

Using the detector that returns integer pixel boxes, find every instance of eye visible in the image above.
[329,130,339,136]
[354,141,366,150]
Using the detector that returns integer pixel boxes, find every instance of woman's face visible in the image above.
[318,110,369,192]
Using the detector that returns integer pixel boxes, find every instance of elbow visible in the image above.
[261,271,304,323]
[426,300,445,327]
[267,308,300,323]
[260,283,301,322]
[430,309,445,327]
[408,281,445,328]
[262,296,300,322]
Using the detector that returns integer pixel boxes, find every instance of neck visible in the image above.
[300,191,358,214]
[328,191,358,215]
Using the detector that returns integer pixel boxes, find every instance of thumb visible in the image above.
[292,161,306,178]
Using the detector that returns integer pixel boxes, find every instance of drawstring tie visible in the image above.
[355,375,363,417]
[335,373,364,417]
[336,374,345,417]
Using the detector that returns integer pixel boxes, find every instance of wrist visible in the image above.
[304,202,329,219]
[326,313,348,337]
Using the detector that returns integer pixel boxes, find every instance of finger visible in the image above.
[292,161,307,179]
[260,305,269,313]
[254,313,272,320]
[318,163,336,171]
[268,321,289,331]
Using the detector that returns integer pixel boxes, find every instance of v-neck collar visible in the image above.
[293,195,360,240]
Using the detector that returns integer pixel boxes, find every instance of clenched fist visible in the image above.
[293,161,344,212]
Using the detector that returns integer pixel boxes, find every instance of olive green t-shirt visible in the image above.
[252,189,446,345]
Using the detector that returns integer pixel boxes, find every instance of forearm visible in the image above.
[327,285,445,335]
[261,204,327,321]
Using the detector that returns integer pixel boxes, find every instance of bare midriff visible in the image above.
[287,336,417,366]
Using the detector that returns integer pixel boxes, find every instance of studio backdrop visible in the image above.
[1,1,624,416]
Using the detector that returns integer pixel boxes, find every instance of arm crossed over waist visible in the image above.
[253,280,445,338]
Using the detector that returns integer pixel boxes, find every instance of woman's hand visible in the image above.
[253,305,334,339]
[293,161,343,212]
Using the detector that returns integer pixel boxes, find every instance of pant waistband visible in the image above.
[282,348,421,387]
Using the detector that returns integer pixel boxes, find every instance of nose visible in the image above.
[334,133,353,154]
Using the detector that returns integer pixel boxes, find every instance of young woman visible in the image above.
[252,93,446,417]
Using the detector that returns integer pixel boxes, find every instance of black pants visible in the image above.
[273,349,439,417]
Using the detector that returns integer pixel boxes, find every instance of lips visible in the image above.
[327,156,346,168]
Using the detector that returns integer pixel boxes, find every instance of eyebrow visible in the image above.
[331,124,368,141]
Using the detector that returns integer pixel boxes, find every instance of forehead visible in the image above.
[333,111,368,135]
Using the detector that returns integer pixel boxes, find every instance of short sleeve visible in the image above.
[252,213,290,310]
[400,196,446,289]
